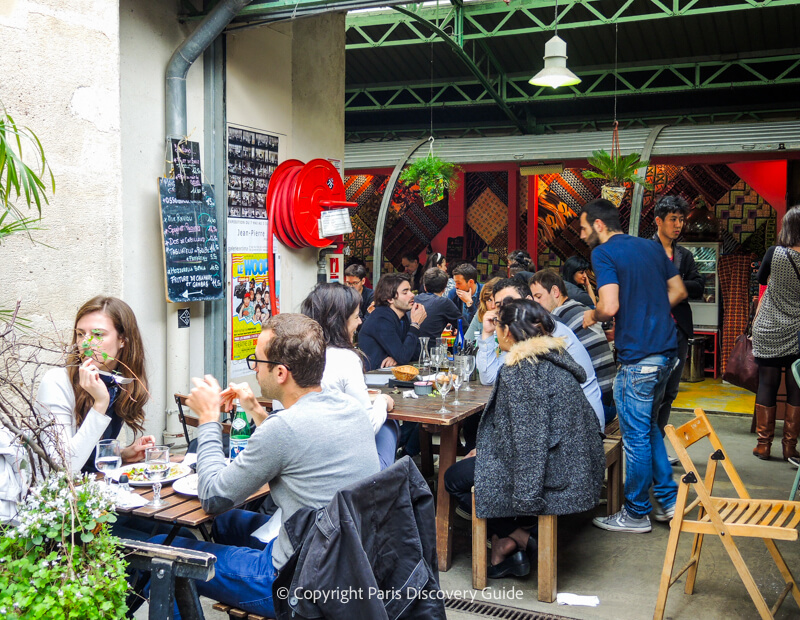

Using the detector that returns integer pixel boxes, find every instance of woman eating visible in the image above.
[36,296,154,474]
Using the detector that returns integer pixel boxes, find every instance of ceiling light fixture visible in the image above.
[528,0,581,89]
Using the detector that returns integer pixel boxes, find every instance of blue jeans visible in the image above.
[376,420,400,470]
[614,355,678,517]
[150,510,277,619]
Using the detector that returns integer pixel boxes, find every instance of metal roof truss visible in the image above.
[345,52,800,111]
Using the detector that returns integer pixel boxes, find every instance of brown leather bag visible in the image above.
[723,300,759,393]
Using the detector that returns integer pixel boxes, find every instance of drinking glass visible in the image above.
[145,445,170,507]
[461,354,476,391]
[451,359,464,405]
[434,362,452,414]
[95,439,121,488]
[429,347,443,373]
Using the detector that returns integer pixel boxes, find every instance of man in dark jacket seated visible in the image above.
[358,273,427,370]
[148,314,380,619]
[344,262,374,320]
[415,268,462,345]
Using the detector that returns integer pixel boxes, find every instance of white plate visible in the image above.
[108,463,192,487]
[173,473,199,496]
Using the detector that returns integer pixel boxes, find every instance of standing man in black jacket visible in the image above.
[652,195,705,436]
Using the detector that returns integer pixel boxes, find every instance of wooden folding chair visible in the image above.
[655,408,800,620]
[174,393,273,443]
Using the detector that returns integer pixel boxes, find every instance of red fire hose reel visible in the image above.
[265,158,356,314]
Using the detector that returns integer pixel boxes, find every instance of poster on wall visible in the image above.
[227,218,280,378]
[227,124,280,219]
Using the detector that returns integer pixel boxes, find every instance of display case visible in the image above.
[679,241,719,329]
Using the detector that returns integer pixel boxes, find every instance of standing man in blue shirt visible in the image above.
[580,199,687,533]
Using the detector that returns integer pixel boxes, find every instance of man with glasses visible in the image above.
[150,314,379,618]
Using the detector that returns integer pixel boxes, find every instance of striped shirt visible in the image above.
[552,299,616,396]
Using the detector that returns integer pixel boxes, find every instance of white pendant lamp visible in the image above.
[528,35,581,88]
[528,0,581,89]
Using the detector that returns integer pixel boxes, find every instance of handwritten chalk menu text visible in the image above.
[171,139,202,201]
[159,178,224,303]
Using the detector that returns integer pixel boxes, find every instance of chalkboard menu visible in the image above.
[158,178,224,303]
[446,236,465,261]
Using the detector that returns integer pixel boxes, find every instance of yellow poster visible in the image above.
[230,253,276,366]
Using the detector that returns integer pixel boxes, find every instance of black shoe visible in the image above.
[523,534,537,560]
[487,551,530,579]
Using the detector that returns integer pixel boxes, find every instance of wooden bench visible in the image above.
[122,539,215,620]
[471,436,623,600]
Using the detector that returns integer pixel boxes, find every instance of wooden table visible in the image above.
[115,462,270,544]
[383,382,493,572]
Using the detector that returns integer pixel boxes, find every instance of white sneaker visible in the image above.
[652,499,676,523]
[593,507,652,533]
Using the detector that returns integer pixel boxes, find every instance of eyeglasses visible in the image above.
[490,317,501,326]
[245,354,291,372]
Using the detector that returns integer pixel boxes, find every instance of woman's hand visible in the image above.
[79,358,110,414]
[481,309,498,339]
[382,394,395,412]
[121,435,156,463]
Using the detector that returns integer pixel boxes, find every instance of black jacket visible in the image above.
[359,306,420,370]
[414,292,462,343]
[475,335,605,518]
[273,457,445,620]
[651,235,705,337]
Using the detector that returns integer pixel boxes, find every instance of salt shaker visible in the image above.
[119,473,131,493]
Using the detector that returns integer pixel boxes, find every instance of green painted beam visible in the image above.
[344,53,800,111]
[344,108,800,141]
[391,5,526,132]
[345,0,800,50]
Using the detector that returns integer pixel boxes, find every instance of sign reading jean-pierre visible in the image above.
[158,178,224,303]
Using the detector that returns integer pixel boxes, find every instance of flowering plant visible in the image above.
[0,472,128,619]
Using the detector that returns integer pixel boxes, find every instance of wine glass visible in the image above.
[145,446,170,507]
[434,362,452,414]
[460,354,476,391]
[95,439,121,488]
[451,359,464,405]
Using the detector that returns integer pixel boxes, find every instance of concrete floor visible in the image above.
[137,411,800,620]
[439,411,800,620]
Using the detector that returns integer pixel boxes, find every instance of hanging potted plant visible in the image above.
[399,153,461,207]
[582,149,653,207]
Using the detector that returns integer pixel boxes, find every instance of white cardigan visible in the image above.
[322,347,387,434]
[35,367,112,473]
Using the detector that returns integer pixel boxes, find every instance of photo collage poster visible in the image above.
[226,125,279,219]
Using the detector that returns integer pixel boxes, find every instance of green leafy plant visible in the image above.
[582,149,653,189]
[0,102,54,244]
[0,473,128,619]
[399,153,461,206]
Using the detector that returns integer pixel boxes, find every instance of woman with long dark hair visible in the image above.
[561,255,597,308]
[36,296,154,473]
[444,298,604,578]
[752,206,800,463]
[301,283,398,469]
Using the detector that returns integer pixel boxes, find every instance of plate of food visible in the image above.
[173,473,199,497]
[108,463,192,487]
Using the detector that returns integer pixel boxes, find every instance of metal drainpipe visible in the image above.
[163,0,252,441]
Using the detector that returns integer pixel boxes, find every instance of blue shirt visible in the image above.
[591,234,678,365]
[447,281,483,325]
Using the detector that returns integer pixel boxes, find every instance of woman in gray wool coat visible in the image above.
[444,298,605,579]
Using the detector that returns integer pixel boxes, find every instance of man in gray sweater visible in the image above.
[152,313,379,618]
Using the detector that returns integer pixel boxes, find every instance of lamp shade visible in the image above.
[529,35,581,89]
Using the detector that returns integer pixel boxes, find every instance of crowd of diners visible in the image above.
[19,198,800,616]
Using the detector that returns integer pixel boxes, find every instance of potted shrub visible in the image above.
[399,153,461,207]
[582,149,653,207]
